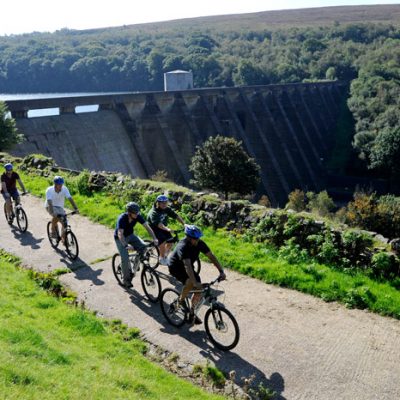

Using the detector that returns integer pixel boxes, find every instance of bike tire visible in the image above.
[141,266,161,303]
[112,253,124,286]
[47,221,60,248]
[65,230,79,260]
[3,202,7,222]
[144,240,160,269]
[193,258,201,274]
[16,207,28,232]
[204,306,240,351]
[160,288,187,327]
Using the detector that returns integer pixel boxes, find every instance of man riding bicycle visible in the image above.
[147,194,185,265]
[114,202,159,288]
[168,225,226,324]
[45,176,79,243]
[1,163,27,224]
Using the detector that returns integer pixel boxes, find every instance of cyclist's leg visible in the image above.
[3,192,13,219]
[114,237,132,284]
[126,234,146,258]
[12,189,20,206]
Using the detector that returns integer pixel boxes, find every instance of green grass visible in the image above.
[0,250,224,400]
[18,168,400,319]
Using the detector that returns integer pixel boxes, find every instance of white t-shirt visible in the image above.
[45,185,72,208]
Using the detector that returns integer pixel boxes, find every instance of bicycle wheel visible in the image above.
[47,221,60,248]
[144,241,160,269]
[204,306,240,351]
[65,230,79,260]
[193,258,201,274]
[16,207,28,232]
[112,253,124,285]
[160,288,187,327]
[3,202,7,222]
[141,266,161,303]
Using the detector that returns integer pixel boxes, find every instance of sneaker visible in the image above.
[188,313,202,325]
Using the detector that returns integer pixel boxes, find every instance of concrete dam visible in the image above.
[6,81,348,206]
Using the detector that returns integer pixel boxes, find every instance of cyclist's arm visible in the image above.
[205,251,226,279]
[142,222,158,244]
[176,214,185,225]
[1,181,9,196]
[17,178,26,193]
[68,197,79,212]
[117,229,128,247]
[183,258,202,288]
[47,199,55,216]
[157,222,171,232]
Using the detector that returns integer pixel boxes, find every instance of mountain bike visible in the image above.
[4,192,28,232]
[47,211,79,260]
[158,229,201,273]
[112,241,161,303]
[160,276,240,351]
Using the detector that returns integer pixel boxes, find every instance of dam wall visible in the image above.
[7,82,348,206]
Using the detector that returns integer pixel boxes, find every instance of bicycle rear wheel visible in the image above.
[204,306,240,351]
[141,266,161,303]
[16,207,28,232]
[160,288,187,327]
[65,230,79,260]
[47,221,60,248]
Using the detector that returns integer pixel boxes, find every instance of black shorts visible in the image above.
[168,265,201,285]
[151,226,173,244]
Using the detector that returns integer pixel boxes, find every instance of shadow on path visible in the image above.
[11,227,44,249]
[125,286,286,399]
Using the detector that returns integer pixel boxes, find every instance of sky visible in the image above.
[1,0,399,36]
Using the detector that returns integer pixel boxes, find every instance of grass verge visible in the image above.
[0,249,223,400]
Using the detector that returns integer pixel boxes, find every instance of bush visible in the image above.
[307,190,335,216]
[370,252,399,279]
[286,189,306,211]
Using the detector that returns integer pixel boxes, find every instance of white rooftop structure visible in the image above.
[164,70,193,91]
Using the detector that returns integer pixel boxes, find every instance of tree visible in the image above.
[189,135,260,199]
[0,101,22,151]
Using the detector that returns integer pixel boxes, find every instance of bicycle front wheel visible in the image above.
[16,207,28,232]
[141,266,161,303]
[204,306,240,351]
[47,221,60,248]
[160,288,187,327]
[144,241,160,269]
[65,230,79,260]
[111,253,124,285]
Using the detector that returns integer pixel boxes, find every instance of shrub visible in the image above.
[370,252,399,279]
[286,189,306,211]
[150,170,170,182]
[307,190,335,216]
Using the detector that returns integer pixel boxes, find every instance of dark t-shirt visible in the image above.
[168,238,210,270]
[1,172,20,193]
[114,212,145,239]
[147,205,178,227]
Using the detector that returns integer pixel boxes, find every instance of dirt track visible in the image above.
[1,194,400,400]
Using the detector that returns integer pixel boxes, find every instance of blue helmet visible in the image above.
[4,163,13,171]
[156,194,169,202]
[126,201,140,214]
[53,176,64,185]
[184,224,203,239]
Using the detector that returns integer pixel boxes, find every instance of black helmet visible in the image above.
[126,202,140,214]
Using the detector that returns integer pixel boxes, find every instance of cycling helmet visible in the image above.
[156,194,169,202]
[4,163,13,171]
[126,201,140,214]
[53,176,64,185]
[184,224,203,239]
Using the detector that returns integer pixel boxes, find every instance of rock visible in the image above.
[390,238,400,255]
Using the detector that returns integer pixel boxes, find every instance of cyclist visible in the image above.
[45,176,79,243]
[1,163,27,224]
[114,202,159,288]
[147,194,185,265]
[168,224,226,324]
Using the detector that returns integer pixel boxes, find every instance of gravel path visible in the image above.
[1,194,400,400]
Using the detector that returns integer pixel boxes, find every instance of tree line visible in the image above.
[0,20,399,186]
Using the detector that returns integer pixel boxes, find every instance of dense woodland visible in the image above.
[0,5,399,184]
